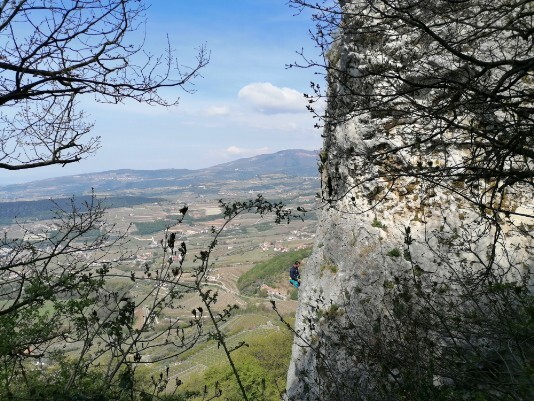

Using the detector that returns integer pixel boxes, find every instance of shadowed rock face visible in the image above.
[286,1,533,400]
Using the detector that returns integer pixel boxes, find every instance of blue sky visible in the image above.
[1,0,323,185]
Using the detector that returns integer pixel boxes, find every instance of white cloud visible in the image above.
[205,105,231,116]
[226,146,246,155]
[223,145,270,157]
[238,82,307,114]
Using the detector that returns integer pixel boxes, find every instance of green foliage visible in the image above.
[134,219,174,235]
[237,248,312,295]
[319,149,328,163]
[0,358,129,401]
[317,303,343,321]
[383,280,395,289]
[179,329,293,401]
[320,263,338,275]
[387,248,401,257]
[371,217,384,228]
[254,221,273,232]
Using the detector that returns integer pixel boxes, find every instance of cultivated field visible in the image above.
[1,176,319,391]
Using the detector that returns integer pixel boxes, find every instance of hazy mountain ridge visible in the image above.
[0,149,319,200]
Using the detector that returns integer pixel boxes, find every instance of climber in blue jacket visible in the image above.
[289,261,301,288]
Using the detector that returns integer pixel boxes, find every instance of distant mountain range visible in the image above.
[0,149,319,200]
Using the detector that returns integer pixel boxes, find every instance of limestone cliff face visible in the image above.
[286,1,533,400]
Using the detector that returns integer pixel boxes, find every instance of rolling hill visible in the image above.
[0,149,319,200]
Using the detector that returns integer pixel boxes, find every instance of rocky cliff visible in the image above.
[286,1,533,400]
